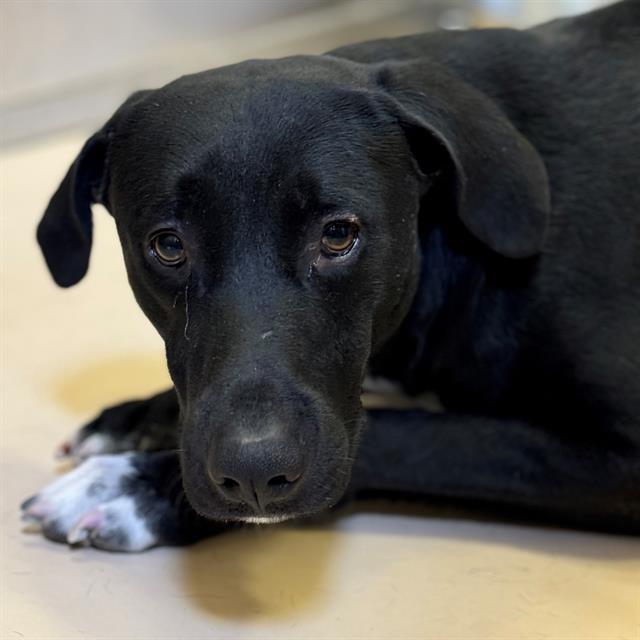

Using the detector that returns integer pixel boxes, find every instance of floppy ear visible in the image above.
[377,62,551,258]
[37,131,110,287]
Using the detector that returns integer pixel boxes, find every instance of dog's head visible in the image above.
[38,55,549,522]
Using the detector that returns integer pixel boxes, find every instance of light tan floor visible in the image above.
[1,131,639,639]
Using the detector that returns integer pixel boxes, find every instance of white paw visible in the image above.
[21,454,157,552]
[55,432,118,463]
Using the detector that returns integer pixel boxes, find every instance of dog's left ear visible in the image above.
[37,131,109,287]
[376,62,551,258]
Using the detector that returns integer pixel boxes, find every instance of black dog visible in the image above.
[23,0,639,550]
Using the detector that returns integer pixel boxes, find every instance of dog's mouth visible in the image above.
[183,465,352,523]
[183,489,346,525]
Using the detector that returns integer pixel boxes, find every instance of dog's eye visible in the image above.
[321,221,359,256]
[151,232,186,266]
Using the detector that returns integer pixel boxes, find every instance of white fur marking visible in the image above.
[24,454,156,551]
[94,496,156,551]
[75,433,115,459]
[241,515,290,524]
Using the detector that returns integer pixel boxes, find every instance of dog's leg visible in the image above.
[352,410,640,533]
[21,451,224,551]
[57,389,179,462]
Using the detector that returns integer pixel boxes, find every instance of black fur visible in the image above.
[34,1,640,541]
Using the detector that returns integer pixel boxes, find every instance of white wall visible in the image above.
[0,0,613,145]
[474,0,611,27]
[1,1,323,99]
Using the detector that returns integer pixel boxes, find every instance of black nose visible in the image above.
[209,434,305,511]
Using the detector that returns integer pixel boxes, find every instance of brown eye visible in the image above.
[321,220,359,256]
[151,232,186,266]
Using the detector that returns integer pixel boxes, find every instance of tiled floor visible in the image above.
[1,131,639,639]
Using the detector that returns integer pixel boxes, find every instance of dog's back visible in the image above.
[333,1,640,420]
[330,0,640,198]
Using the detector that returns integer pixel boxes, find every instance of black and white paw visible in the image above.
[55,430,120,462]
[56,393,179,463]
[21,454,161,551]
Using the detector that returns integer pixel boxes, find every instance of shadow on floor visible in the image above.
[176,500,640,623]
[180,524,341,620]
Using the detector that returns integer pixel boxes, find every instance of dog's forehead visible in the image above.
[114,56,374,146]
[108,57,395,216]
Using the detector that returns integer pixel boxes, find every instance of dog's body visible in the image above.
[24,1,640,550]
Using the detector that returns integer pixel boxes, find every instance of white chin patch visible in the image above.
[240,515,291,525]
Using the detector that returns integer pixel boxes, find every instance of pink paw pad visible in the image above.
[67,510,105,545]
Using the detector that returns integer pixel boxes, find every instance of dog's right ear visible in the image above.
[37,89,152,287]
[37,130,110,287]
